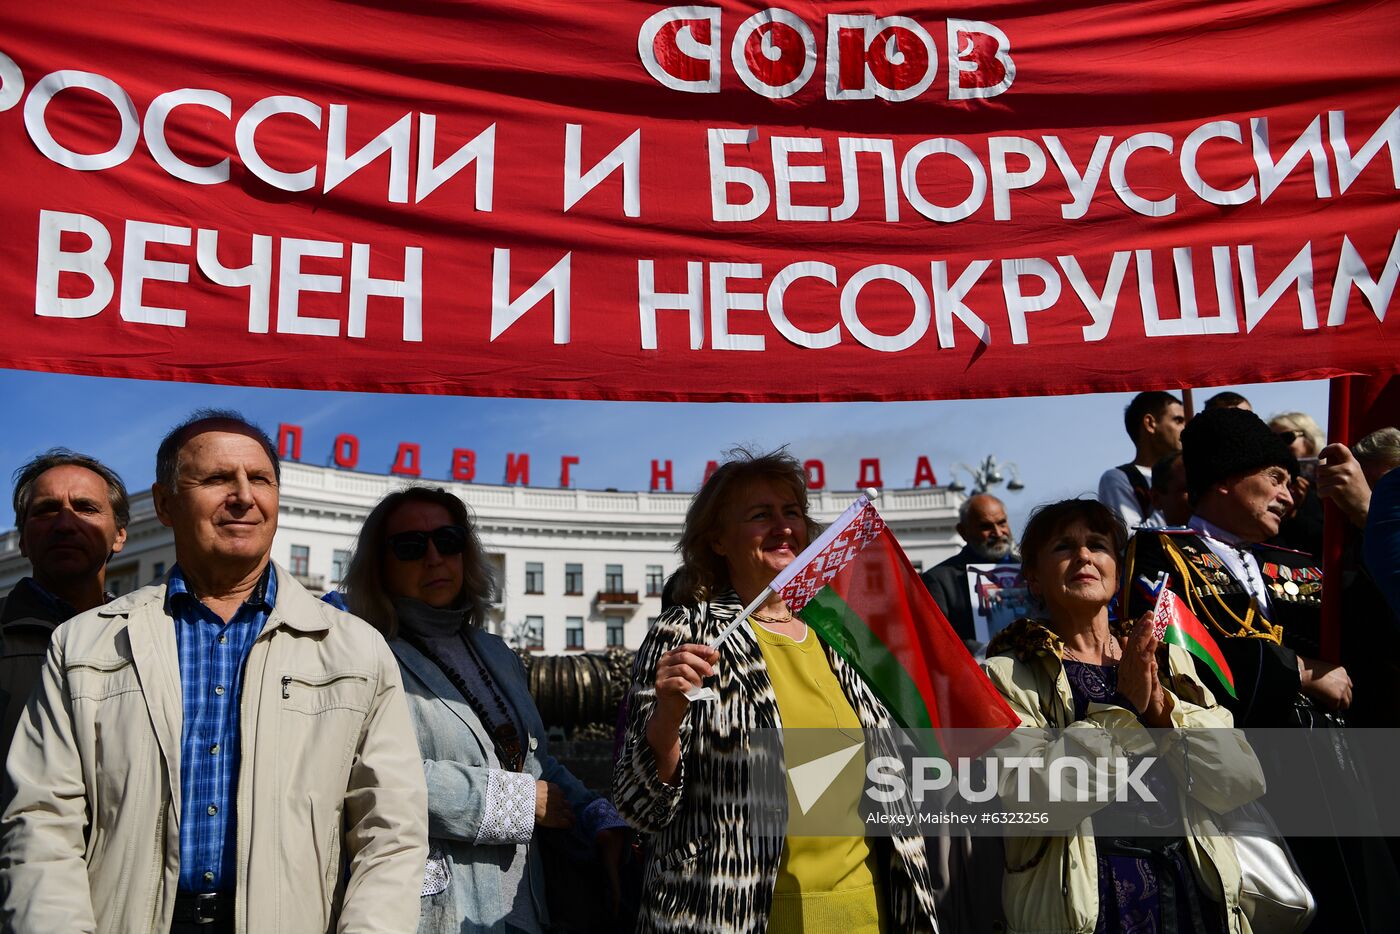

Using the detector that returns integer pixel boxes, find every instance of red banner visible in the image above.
[0,1,1395,402]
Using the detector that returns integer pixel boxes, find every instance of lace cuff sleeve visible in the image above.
[473,768,536,845]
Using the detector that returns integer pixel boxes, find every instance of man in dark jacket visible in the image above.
[1,449,129,757]
[921,492,1015,646]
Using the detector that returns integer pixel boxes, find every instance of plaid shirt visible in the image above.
[168,563,276,893]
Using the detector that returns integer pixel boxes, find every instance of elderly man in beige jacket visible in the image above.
[0,410,427,934]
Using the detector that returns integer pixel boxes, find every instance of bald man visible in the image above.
[921,493,1015,645]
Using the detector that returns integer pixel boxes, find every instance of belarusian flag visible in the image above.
[770,494,1019,760]
[1138,574,1237,699]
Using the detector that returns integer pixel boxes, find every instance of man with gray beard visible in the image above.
[921,493,1016,646]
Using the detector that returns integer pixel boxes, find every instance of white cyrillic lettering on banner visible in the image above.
[1238,242,1317,332]
[946,19,1015,100]
[1002,257,1060,345]
[732,9,816,99]
[709,262,766,351]
[931,259,992,348]
[1328,231,1400,325]
[491,248,571,344]
[826,14,937,103]
[1109,132,1176,217]
[832,138,899,221]
[35,210,113,319]
[709,127,770,222]
[196,229,273,334]
[277,238,344,337]
[349,244,423,341]
[1252,115,1332,203]
[564,124,641,217]
[0,52,22,112]
[841,264,930,352]
[1044,135,1112,220]
[26,70,139,171]
[771,136,828,222]
[638,259,705,350]
[143,89,232,185]
[989,136,1046,221]
[1059,252,1131,342]
[1180,121,1255,206]
[120,221,191,327]
[236,96,323,192]
[415,118,495,208]
[902,138,986,222]
[324,105,412,203]
[638,6,721,94]
[1137,247,1239,336]
[1329,107,1400,195]
[767,261,839,349]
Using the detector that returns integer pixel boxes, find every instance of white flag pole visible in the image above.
[684,488,881,703]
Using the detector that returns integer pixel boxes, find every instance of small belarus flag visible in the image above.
[769,493,1019,760]
[1137,574,1237,699]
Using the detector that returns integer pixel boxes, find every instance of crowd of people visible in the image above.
[0,399,1396,933]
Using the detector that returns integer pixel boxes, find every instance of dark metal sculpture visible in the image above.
[520,648,636,731]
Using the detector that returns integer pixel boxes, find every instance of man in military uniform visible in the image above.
[1,450,129,757]
[1123,407,1400,933]
[1121,407,1350,727]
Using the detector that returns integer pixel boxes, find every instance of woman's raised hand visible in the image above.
[1118,613,1172,727]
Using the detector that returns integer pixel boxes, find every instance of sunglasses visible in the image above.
[386,525,468,561]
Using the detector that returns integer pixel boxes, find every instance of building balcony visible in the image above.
[594,590,641,609]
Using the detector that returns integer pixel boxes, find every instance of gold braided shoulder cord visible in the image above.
[1158,535,1283,644]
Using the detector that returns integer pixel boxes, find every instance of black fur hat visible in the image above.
[1182,407,1296,501]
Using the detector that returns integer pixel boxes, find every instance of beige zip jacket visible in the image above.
[0,563,428,934]
[982,619,1264,934]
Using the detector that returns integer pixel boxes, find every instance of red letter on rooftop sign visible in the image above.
[333,434,359,469]
[651,459,674,491]
[560,455,579,487]
[506,453,530,485]
[452,449,476,482]
[803,459,825,490]
[277,424,303,461]
[391,443,421,477]
[913,456,937,487]
[857,458,883,488]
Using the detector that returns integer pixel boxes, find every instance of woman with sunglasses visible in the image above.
[344,486,630,934]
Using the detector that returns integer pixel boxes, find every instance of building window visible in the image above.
[331,549,351,583]
[290,544,310,576]
[647,616,659,630]
[646,564,664,597]
[564,563,583,595]
[606,616,625,648]
[605,564,624,592]
[152,561,166,580]
[565,617,584,650]
[911,560,923,573]
[525,616,544,650]
[525,562,544,594]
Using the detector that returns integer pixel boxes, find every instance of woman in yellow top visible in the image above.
[613,448,938,934]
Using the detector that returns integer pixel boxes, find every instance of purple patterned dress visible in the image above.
[1061,660,1227,934]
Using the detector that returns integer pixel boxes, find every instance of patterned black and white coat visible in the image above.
[613,590,940,933]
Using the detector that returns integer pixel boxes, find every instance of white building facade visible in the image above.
[0,462,963,654]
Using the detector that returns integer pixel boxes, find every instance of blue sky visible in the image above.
[0,367,1328,532]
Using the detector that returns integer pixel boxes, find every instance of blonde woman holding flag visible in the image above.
[613,448,939,934]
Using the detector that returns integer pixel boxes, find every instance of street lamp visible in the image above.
[947,455,1024,495]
